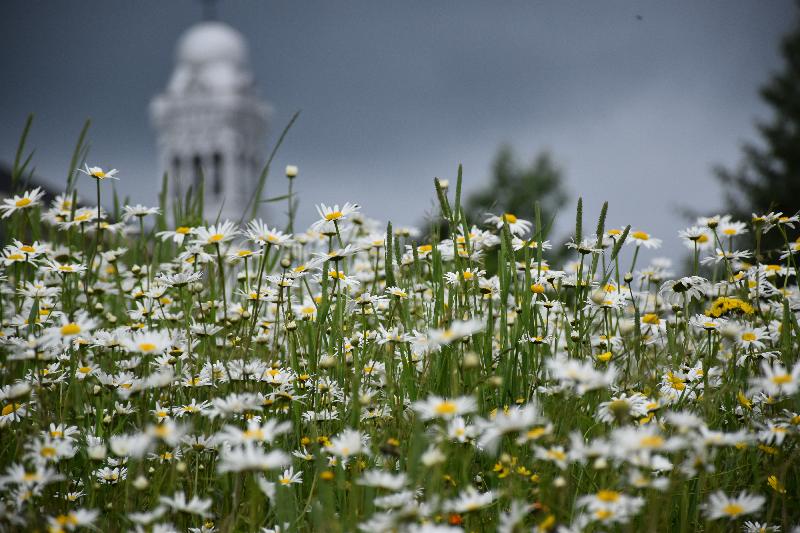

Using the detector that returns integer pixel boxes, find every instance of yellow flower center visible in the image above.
[741,332,757,342]
[176,226,191,234]
[60,323,81,336]
[632,231,650,240]
[78,366,92,374]
[462,271,474,280]
[597,351,613,362]
[771,374,792,385]
[138,343,157,352]
[722,503,744,517]
[324,210,343,221]
[7,253,24,260]
[526,427,547,439]
[502,213,518,223]
[417,244,432,253]
[15,198,32,207]
[19,245,35,253]
[595,509,614,521]
[243,428,265,440]
[435,401,458,415]
[722,228,737,235]
[92,170,106,178]
[530,283,545,294]
[642,313,660,325]
[56,514,79,526]
[2,403,21,416]
[547,449,566,461]
[40,446,57,458]
[639,435,665,448]
[208,233,224,242]
[596,490,620,502]
[698,234,709,243]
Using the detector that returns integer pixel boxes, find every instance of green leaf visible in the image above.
[244,110,301,222]
[66,119,91,194]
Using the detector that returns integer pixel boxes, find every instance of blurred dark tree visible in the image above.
[714,6,800,250]
[464,145,568,238]
[419,145,570,274]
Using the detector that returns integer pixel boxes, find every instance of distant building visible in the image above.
[150,19,270,222]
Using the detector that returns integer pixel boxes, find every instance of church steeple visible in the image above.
[149,18,270,222]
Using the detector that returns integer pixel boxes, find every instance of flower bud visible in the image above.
[462,352,480,369]
[421,446,446,466]
[720,324,740,340]
[285,165,298,178]
[133,475,149,490]
[619,319,635,335]
[88,445,106,461]
[590,290,607,305]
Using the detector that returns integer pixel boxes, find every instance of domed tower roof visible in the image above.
[177,21,247,66]
[166,20,255,96]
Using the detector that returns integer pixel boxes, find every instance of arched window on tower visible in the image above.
[213,152,223,196]
[193,155,203,190]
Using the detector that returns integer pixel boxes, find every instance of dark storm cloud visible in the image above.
[0,0,794,259]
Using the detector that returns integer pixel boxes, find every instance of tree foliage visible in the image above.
[465,145,568,236]
[715,8,800,234]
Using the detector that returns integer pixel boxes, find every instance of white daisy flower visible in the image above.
[79,164,119,180]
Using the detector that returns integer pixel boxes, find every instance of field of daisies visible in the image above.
[1,131,799,533]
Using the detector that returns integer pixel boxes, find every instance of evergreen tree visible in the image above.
[714,7,800,250]
[465,145,567,238]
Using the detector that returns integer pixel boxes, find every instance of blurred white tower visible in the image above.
[150,18,270,222]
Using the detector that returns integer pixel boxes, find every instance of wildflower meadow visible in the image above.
[0,121,799,533]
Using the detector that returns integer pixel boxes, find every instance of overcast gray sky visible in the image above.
[0,1,794,260]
